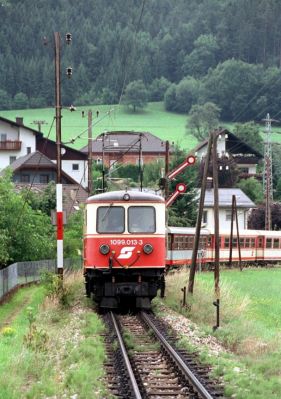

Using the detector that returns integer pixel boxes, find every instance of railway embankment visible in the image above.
[1,267,281,398]
[157,268,281,399]
[0,271,111,399]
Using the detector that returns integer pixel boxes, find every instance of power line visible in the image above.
[61,0,146,148]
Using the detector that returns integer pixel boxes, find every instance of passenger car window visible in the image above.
[97,206,125,233]
[128,206,156,233]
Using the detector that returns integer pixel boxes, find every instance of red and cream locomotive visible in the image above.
[83,190,166,309]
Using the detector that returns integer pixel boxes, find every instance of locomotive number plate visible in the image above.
[110,239,143,246]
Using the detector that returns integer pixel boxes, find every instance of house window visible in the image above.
[203,210,208,224]
[9,156,16,164]
[72,164,79,171]
[1,134,7,141]
[20,174,30,183]
[40,174,49,184]
[27,147,31,154]
[225,211,231,221]
[239,167,249,174]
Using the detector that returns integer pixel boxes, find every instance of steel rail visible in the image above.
[141,312,214,399]
[110,312,142,399]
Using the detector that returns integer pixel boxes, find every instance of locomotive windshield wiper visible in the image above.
[101,203,114,221]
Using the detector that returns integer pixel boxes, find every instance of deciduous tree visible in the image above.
[123,80,148,112]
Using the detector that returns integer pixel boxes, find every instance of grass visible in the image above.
[0,272,110,399]
[2,101,281,155]
[155,268,281,399]
[0,102,197,151]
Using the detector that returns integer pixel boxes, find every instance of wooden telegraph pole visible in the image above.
[88,110,93,194]
[229,195,242,270]
[187,130,221,330]
[212,131,220,330]
[188,133,213,294]
[165,140,170,199]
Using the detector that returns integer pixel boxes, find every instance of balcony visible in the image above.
[0,140,22,151]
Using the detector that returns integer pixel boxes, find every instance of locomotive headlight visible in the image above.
[99,244,110,255]
[143,243,153,254]
[123,193,130,201]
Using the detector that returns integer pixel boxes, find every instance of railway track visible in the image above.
[103,311,225,399]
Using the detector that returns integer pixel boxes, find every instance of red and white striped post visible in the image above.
[56,184,63,275]
[54,32,63,278]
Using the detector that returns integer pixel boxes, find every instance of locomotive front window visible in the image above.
[128,206,156,233]
[97,206,125,233]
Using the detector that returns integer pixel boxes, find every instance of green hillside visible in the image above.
[0,102,198,151]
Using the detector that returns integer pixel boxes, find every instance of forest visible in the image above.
[1,0,281,122]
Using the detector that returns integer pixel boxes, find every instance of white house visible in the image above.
[0,116,88,189]
[0,116,37,166]
[201,188,255,231]
[190,129,263,178]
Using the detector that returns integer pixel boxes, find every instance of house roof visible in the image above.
[0,116,87,160]
[203,188,256,208]
[5,151,78,184]
[189,128,263,159]
[0,115,43,136]
[80,131,169,154]
[37,136,87,160]
[7,151,55,170]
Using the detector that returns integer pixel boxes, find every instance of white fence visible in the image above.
[0,258,82,301]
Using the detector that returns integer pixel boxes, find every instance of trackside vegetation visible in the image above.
[0,272,110,399]
[157,268,281,399]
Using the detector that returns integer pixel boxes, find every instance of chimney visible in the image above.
[16,117,23,126]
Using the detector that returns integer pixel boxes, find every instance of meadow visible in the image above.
[0,273,109,399]
[1,101,281,154]
[161,268,281,398]
[0,102,197,152]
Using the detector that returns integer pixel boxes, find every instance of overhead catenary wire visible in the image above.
[64,0,147,203]
[62,0,146,148]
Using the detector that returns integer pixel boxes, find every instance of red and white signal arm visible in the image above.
[167,155,196,180]
[166,183,187,207]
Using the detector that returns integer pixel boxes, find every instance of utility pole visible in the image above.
[139,133,143,191]
[55,32,62,185]
[229,195,242,270]
[262,113,275,230]
[165,140,169,199]
[88,110,93,194]
[212,130,220,330]
[102,133,106,192]
[32,120,47,132]
[54,32,63,278]
[188,133,213,294]
[53,31,72,278]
